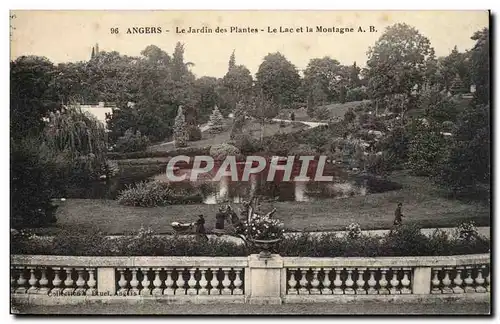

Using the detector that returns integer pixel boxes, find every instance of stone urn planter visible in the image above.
[249,238,282,259]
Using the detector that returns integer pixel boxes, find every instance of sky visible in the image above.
[10,10,489,79]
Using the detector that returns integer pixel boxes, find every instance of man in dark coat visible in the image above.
[393,203,404,226]
[195,214,208,241]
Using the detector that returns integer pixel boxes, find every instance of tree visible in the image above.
[246,91,280,142]
[220,64,253,114]
[194,76,219,123]
[470,28,489,105]
[10,56,59,140]
[436,104,490,193]
[208,105,224,133]
[365,23,434,118]
[228,50,236,71]
[256,52,301,106]
[173,106,189,147]
[348,61,361,88]
[303,57,349,108]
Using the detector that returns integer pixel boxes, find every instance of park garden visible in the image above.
[10,24,490,257]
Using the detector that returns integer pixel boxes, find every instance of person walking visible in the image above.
[393,202,404,226]
[195,214,209,241]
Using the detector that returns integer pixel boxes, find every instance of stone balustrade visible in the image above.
[11,254,490,305]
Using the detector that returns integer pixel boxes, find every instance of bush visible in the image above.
[407,127,450,176]
[365,152,395,175]
[117,181,203,207]
[209,143,240,161]
[232,134,262,154]
[187,125,202,141]
[114,129,151,153]
[208,105,224,133]
[344,108,356,123]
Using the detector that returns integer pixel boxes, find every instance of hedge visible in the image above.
[11,225,490,257]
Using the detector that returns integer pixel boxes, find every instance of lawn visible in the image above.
[150,119,307,152]
[46,171,490,235]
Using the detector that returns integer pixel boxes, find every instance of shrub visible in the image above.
[173,106,189,148]
[346,223,362,240]
[187,125,202,141]
[114,129,151,153]
[456,220,479,242]
[209,143,240,161]
[243,214,285,240]
[116,181,203,207]
[365,152,395,175]
[232,134,262,154]
[208,105,224,133]
[407,127,450,176]
[344,108,356,123]
[230,113,246,140]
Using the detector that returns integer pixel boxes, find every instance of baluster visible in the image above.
[367,268,377,295]
[441,267,453,294]
[187,268,198,295]
[15,266,28,294]
[378,268,389,294]
[310,268,320,295]
[485,266,490,292]
[431,268,441,294]
[129,268,140,296]
[27,267,39,294]
[198,269,209,295]
[163,268,174,295]
[51,267,62,295]
[86,268,97,296]
[117,268,128,296]
[298,268,309,294]
[233,268,243,295]
[10,267,16,293]
[475,266,486,293]
[400,268,411,294]
[355,268,366,294]
[75,268,87,295]
[288,268,298,295]
[221,268,232,295]
[321,268,332,294]
[452,267,464,294]
[63,267,75,295]
[175,268,186,295]
[140,268,151,296]
[37,267,50,295]
[152,268,163,295]
[333,268,344,295]
[210,268,220,295]
[464,266,475,293]
[344,268,355,294]
[389,268,400,294]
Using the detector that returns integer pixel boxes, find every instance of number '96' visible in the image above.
[110,28,119,34]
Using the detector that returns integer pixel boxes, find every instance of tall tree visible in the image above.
[10,56,59,140]
[365,23,434,117]
[228,50,236,71]
[255,52,301,107]
[470,28,489,104]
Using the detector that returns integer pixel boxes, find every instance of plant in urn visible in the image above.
[243,198,285,259]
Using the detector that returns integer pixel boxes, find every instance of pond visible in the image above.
[64,160,402,203]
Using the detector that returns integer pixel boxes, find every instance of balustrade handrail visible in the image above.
[11,255,249,267]
[282,253,490,268]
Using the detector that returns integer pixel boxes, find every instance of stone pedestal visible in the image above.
[412,267,431,294]
[246,254,283,304]
[97,268,116,296]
